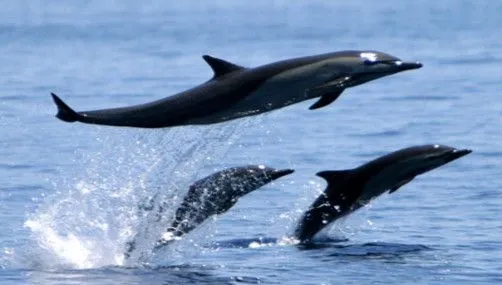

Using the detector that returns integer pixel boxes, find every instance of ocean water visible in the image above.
[0,0,501,284]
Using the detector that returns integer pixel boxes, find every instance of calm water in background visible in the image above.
[0,1,501,284]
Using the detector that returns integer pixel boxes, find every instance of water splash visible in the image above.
[24,118,258,269]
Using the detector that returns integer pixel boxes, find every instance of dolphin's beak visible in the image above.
[270,169,295,180]
[448,148,472,161]
[395,61,423,71]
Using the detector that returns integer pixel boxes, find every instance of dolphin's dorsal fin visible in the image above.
[316,170,354,186]
[202,55,245,79]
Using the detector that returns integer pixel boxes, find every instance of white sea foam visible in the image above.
[25,117,258,269]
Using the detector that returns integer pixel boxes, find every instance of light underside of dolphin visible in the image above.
[51,50,422,128]
[294,145,472,243]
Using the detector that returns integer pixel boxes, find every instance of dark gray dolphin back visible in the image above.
[164,166,294,239]
[294,145,472,243]
[50,50,421,128]
[131,165,294,255]
[125,166,293,258]
[50,54,332,128]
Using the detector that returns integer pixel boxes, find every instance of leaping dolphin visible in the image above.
[124,165,294,258]
[51,50,422,128]
[294,145,471,243]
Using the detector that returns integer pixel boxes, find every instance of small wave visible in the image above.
[207,237,278,249]
[0,95,26,101]
[203,237,428,260]
[0,163,35,170]
[300,242,431,258]
[475,151,502,158]
[349,129,403,138]
[20,263,239,285]
[438,56,502,65]
[207,236,349,250]
[382,95,458,101]
[230,275,262,284]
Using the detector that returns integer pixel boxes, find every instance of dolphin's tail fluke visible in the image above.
[51,93,80,122]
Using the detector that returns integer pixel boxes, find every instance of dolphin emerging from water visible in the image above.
[124,165,294,258]
[51,50,422,128]
[294,145,472,243]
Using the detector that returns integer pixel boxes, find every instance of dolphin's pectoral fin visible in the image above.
[308,90,344,110]
[202,55,246,79]
[306,76,350,110]
[389,177,414,194]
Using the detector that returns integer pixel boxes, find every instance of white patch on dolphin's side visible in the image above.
[360,52,378,62]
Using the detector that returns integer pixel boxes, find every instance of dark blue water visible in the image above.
[1,1,501,284]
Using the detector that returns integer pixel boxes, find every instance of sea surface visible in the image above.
[0,1,501,284]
